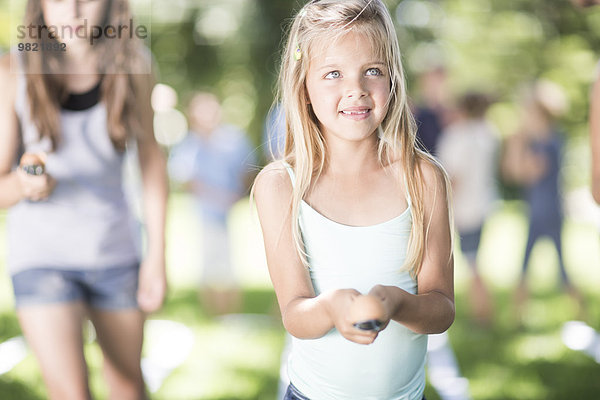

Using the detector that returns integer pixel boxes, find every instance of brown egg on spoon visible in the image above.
[19,152,46,176]
[349,294,386,331]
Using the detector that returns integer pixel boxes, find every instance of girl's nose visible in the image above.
[345,77,368,98]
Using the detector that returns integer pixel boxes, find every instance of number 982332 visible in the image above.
[18,43,66,52]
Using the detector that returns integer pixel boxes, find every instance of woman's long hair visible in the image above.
[21,0,151,151]
[276,0,453,277]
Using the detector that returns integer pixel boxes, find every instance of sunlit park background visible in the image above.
[1,0,600,399]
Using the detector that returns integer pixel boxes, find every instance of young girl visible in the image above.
[253,1,455,398]
[0,1,167,398]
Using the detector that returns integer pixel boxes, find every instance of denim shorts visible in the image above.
[11,263,140,310]
[283,383,311,400]
[284,383,426,400]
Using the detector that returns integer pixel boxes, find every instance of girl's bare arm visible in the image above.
[0,55,55,208]
[370,159,455,334]
[134,74,168,313]
[0,55,23,208]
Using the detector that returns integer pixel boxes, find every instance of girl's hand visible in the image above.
[137,255,167,313]
[350,292,391,333]
[323,289,379,345]
[368,284,406,327]
[15,169,56,201]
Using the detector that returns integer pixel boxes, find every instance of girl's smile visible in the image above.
[339,107,372,120]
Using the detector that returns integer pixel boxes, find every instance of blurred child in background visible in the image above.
[502,80,583,319]
[438,92,499,325]
[413,66,453,157]
[169,92,256,315]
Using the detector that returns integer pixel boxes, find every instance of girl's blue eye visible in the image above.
[366,68,382,76]
[325,71,341,79]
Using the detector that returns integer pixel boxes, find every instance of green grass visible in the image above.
[1,193,600,399]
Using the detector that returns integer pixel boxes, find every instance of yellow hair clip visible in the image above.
[294,45,302,61]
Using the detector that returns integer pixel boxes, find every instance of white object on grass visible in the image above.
[562,320,600,362]
[141,319,195,393]
[0,336,28,375]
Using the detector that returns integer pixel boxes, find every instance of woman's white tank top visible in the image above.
[7,69,140,274]
[283,163,427,400]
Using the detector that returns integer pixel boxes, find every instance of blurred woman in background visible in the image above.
[0,0,167,398]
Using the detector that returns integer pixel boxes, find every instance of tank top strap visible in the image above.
[282,161,296,187]
[403,173,412,208]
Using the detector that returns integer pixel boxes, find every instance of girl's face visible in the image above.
[42,0,109,45]
[305,31,391,144]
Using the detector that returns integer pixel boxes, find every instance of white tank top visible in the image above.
[283,163,427,400]
[7,68,140,274]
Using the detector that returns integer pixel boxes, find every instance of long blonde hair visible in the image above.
[276,0,452,277]
[21,0,150,151]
